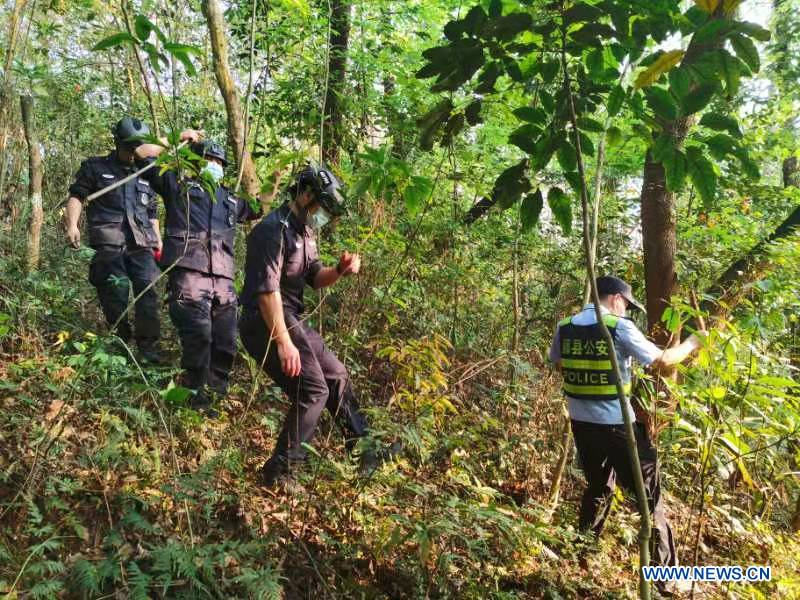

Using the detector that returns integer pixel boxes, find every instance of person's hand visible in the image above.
[278,338,301,377]
[688,331,708,351]
[180,129,203,144]
[66,224,81,248]
[337,251,361,277]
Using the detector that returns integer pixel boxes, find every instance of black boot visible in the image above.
[188,388,219,419]
[138,343,165,365]
[258,456,291,488]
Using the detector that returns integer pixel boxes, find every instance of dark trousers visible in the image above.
[169,268,237,394]
[89,245,160,348]
[571,419,677,567]
[239,308,368,463]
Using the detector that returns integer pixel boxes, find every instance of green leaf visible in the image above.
[607,85,625,117]
[668,67,691,99]
[134,14,153,41]
[563,2,603,25]
[686,146,717,206]
[512,106,547,125]
[680,84,715,115]
[163,42,202,56]
[465,100,483,125]
[577,117,604,132]
[540,61,559,84]
[606,126,622,146]
[171,50,197,76]
[509,124,541,154]
[493,159,531,209]
[699,112,742,138]
[704,133,739,160]
[733,20,771,42]
[650,134,673,163]
[547,187,572,235]
[520,189,543,232]
[563,171,583,195]
[693,19,728,43]
[729,33,759,72]
[557,140,577,172]
[486,13,533,41]
[644,87,678,120]
[718,49,743,97]
[663,148,687,192]
[403,176,433,217]
[539,89,555,113]
[578,132,595,157]
[91,32,137,51]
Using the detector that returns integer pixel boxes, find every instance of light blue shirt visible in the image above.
[548,304,662,424]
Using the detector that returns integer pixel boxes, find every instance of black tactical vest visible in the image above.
[162,181,240,279]
[82,154,159,248]
[558,314,631,401]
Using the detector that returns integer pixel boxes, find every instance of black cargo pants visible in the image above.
[239,308,368,463]
[89,245,160,348]
[571,419,677,567]
[168,268,237,395]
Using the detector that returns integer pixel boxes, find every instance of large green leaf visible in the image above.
[92,32,137,51]
[668,67,691,99]
[680,84,715,115]
[577,117,604,132]
[732,20,771,42]
[729,33,759,73]
[699,112,742,138]
[663,147,688,192]
[509,124,542,154]
[547,187,572,235]
[563,2,603,25]
[718,49,743,97]
[644,87,679,120]
[607,85,625,117]
[704,133,739,160]
[493,160,531,209]
[403,176,433,217]
[485,13,533,41]
[686,146,717,206]
[512,106,547,125]
[134,14,154,41]
[557,140,577,172]
[465,100,483,125]
[520,189,544,232]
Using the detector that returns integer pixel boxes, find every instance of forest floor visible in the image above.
[1,241,799,599]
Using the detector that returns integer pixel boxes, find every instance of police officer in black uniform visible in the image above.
[239,164,397,487]
[135,132,261,413]
[65,117,163,362]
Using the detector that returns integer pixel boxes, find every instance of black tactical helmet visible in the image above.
[193,140,228,166]
[112,117,149,147]
[290,162,346,217]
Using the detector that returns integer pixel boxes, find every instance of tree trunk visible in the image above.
[20,95,43,271]
[321,0,352,165]
[0,0,31,214]
[201,0,260,200]
[702,156,800,317]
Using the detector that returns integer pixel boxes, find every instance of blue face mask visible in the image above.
[307,207,332,230]
[202,161,224,183]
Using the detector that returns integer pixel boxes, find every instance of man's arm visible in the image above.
[257,291,301,377]
[65,197,82,248]
[311,251,360,289]
[651,334,704,370]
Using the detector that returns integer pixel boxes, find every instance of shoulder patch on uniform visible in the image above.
[558,316,572,327]
[602,314,620,327]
